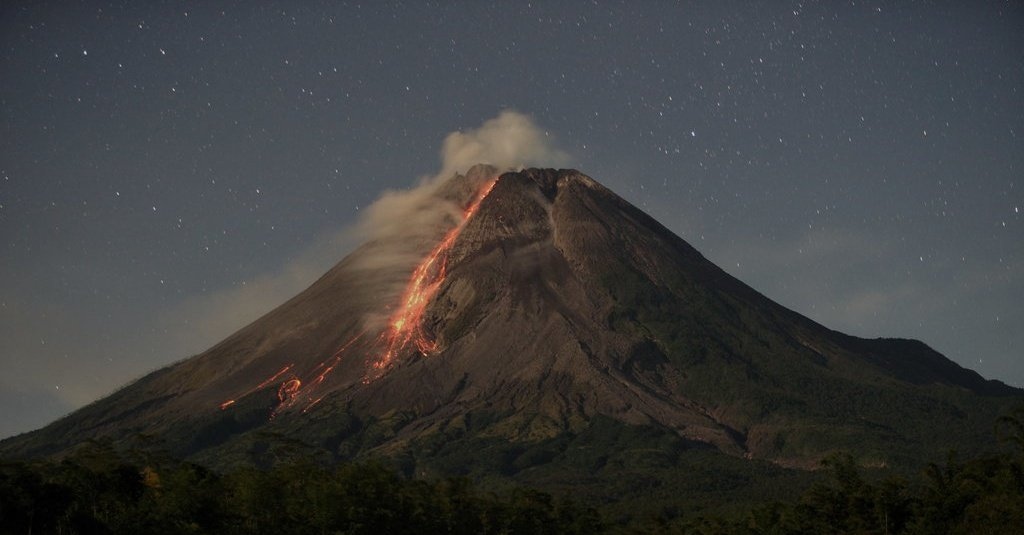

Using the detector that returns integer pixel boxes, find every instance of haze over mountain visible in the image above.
[2,166,1018,499]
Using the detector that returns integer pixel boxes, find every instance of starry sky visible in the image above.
[2,1,1021,439]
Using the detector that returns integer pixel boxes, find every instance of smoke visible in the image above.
[165,110,570,350]
[351,111,567,257]
[436,110,571,181]
[349,110,570,328]
[356,110,569,246]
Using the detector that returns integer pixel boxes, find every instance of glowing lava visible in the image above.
[277,378,302,402]
[219,331,365,415]
[219,364,294,410]
[220,176,499,414]
[273,330,366,415]
[372,177,498,374]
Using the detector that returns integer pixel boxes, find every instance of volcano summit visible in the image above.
[2,167,1019,499]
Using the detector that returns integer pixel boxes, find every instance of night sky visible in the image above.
[2,1,1021,439]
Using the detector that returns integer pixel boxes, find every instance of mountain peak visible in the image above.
[2,167,1018,474]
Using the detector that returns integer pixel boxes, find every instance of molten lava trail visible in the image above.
[270,330,367,417]
[220,176,499,414]
[372,177,499,375]
[220,330,366,414]
[220,364,295,410]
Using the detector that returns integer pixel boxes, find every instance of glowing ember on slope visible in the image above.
[272,330,367,416]
[371,177,499,375]
[219,331,365,415]
[309,331,366,389]
[277,378,302,402]
[219,364,294,410]
[302,396,325,413]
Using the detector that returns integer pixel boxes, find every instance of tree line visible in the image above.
[0,443,600,534]
[1,407,1021,534]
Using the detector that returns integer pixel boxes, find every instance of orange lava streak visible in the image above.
[374,177,499,372]
[220,177,500,413]
[256,365,296,389]
[277,378,302,402]
[220,330,366,414]
[219,364,295,410]
[270,330,368,417]
[306,330,366,389]
[302,396,325,413]
[269,378,303,420]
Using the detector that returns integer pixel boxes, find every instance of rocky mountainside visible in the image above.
[2,167,1018,504]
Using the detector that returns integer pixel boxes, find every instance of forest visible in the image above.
[1,407,1021,534]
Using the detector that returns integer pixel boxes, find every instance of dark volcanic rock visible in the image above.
[2,168,1019,477]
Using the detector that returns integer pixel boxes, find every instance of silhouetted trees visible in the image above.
[0,444,601,534]
[2,408,1022,534]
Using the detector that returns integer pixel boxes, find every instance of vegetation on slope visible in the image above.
[0,442,600,535]
[2,408,1021,534]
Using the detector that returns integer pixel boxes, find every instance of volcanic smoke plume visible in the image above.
[348,110,569,333]
[145,111,569,377]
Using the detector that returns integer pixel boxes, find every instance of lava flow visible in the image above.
[219,330,365,415]
[219,364,294,410]
[271,330,366,416]
[219,176,499,414]
[372,177,499,373]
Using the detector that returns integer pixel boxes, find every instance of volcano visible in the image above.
[2,167,1019,502]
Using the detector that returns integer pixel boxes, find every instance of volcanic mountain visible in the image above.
[2,167,1019,501]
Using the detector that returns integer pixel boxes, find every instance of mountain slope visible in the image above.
[2,168,1018,487]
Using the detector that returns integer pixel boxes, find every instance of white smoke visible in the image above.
[435,110,571,181]
[357,110,570,246]
[349,110,570,329]
[163,110,570,351]
[4,111,570,437]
